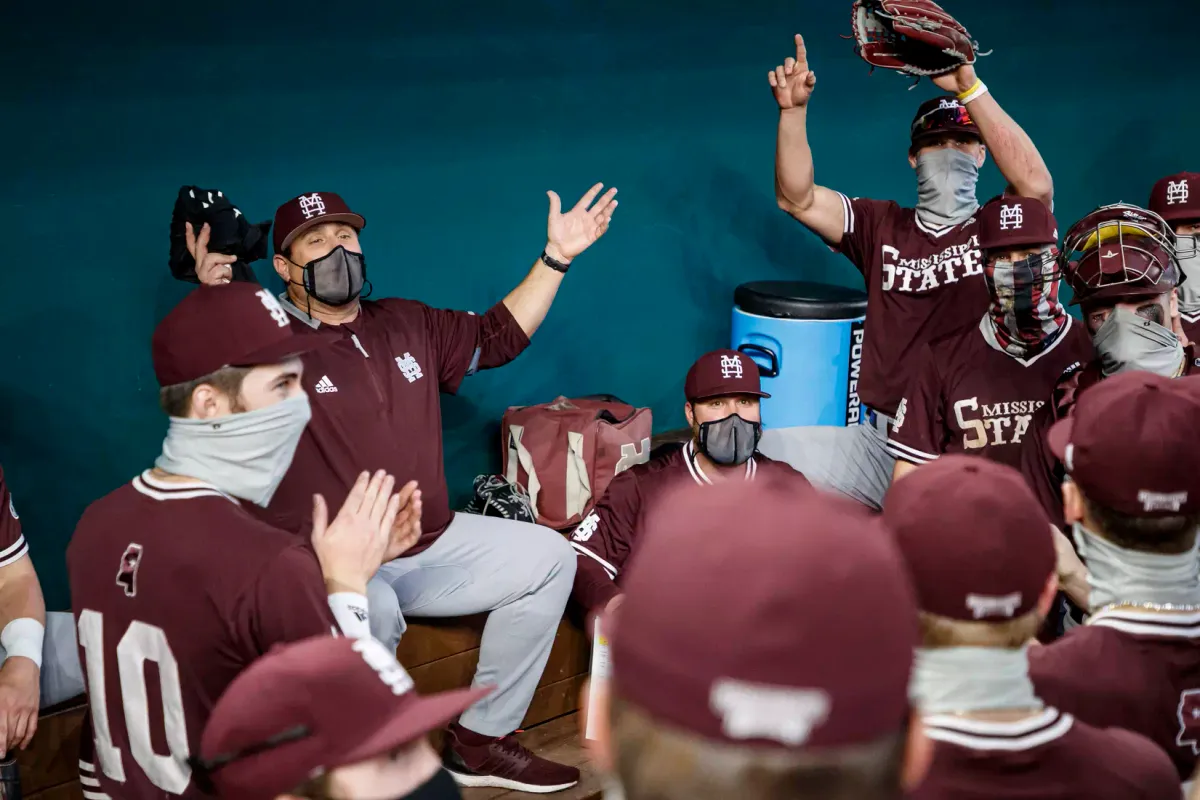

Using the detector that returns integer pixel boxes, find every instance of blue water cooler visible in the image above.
[731,281,868,430]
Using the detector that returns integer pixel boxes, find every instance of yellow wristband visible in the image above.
[956,78,983,102]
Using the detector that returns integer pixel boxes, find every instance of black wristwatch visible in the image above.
[539,249,571,274]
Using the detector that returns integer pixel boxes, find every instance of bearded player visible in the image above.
[1029,371,1200,783]
[569,350,808,616]
[1150,171,1200,341]
[1018,203,1198,529]
[761,31,1054,509]
[888,196,1091,477]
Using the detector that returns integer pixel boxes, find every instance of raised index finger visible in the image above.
[795,34,809,70]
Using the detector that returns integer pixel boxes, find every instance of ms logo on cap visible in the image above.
[257,290,289,328]
[999,204,1024,230]
[298,193,328,220]
[353,637,416,696]
[710,679,830,746]
[720,354,744,379]
[1168,180,1191,206]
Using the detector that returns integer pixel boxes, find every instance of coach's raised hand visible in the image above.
[544,183,619,265]
[184,221,238,286]
[311,470,401,595]
[768,33,817,110]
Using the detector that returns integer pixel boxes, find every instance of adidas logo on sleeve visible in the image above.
[315,375,338,394]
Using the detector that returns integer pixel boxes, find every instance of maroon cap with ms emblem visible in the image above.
[201,636,490,800]
[978,195,1059,252]
[1048,371,1200,518]
[152,283,323,386]
[684,349,771,402]
[610,480,918,750]
[273,192,367,255]
[1149,172,1200,224]
[884,456,1055,622]
[910,96,981,150]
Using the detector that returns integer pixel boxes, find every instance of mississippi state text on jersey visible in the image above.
[1030,606,1200,780]
[67,471,339,799]
[913,707,1178,798]
[568,441,807,611]
[888,316,1092,470]
[832,194,991,417]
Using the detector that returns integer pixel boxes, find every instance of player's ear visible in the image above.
[908,151,919,170]
[975,143,987,169]
[190,383,228,420]
[684,402,695,428]
[1170,288,1180,318]
[900,712,933,791]
[1061,479,1085,526]
[1036,571,1058,617]
[272,253,293,283]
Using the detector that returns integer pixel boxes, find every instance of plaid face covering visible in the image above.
[983,246,1067,359]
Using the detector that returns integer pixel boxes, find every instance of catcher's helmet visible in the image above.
[1060,203,1181,306]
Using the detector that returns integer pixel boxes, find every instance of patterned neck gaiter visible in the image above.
[984,246,1068,359]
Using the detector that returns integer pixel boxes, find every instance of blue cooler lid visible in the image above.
[734,281,867,321]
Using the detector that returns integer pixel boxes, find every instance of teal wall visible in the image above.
[4,1,1191,608]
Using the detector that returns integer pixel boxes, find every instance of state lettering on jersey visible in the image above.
[952,398,1044,449]
[880,235,982,293]
[573,511,600,542]
[1177,689,1200,754]
[116,543,144,598]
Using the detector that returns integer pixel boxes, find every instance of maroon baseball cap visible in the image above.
[200,636,491,800]
[1149,172,1200,224]
[910,96,981,150]
[610,478,918,750]
[273,192,367,255]
[684,349,771,402]
[1048,371,1200,517]
[151,283,323,386]
[978,195,1059,252]
[884,456,1055,622]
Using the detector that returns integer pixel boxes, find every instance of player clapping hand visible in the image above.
[384,480,422,562]
[0,655,37,757]
[311,470,402,595]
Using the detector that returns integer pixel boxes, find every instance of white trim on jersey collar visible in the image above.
[977,313,1075,368]
[922,708,1073,751]
[1087,606,1200,638]
[684,441,756,486]
[914,212,973,239]
[133,470,239,505]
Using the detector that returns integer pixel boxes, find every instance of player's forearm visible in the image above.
[1058,567,1090,611]
[775,108,817,213]
[502,258,566,338]
[892,459,919,482]
[0,558,46,667]
[967,91,1053,206]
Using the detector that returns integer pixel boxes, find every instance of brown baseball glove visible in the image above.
[850,0,986,80]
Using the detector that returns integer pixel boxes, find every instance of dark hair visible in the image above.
[611,695,907,800]
[159,366,251,418]
[1082,493,1200,555]
[918,609,1042,650]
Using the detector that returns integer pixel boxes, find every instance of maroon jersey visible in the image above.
[264,296,529,555]
[832,194,991,416]
[887,315,1092,470]
[1030,607,1200,780]
[67,471,338,799]
[569,442,808,611]
[0,466,28,568]
[1019,347,1200,528]
[913,707,1178,798]
[1182,312,1200,345]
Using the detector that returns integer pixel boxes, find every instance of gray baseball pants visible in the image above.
[371,512,576,736]
[757,411,896,511]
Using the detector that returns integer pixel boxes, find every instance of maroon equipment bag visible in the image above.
[501,395,652,530]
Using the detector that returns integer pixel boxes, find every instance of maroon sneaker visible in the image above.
[443,723,580,793]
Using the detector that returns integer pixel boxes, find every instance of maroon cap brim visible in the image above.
[279,213,366,254]
[1046,416,1074,463]
[688,389,772,402]
[229,335,327,369]
[339,685,493,767]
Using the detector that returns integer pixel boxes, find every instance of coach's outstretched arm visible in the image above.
[933,65,1053,207]
[771,34,847,246]
[501,183,618,338]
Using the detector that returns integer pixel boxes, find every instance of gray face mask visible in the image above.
[915,147,980,228]
[696,413,761,467]
[1072,522,1200,611]
[155,394,312,507]
[1176,235,1200,317]
[295,245,367,307]
[1092,305,1184,378]
[910,646,1042,715]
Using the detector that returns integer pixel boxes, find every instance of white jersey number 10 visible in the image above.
[76,610,191,794]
